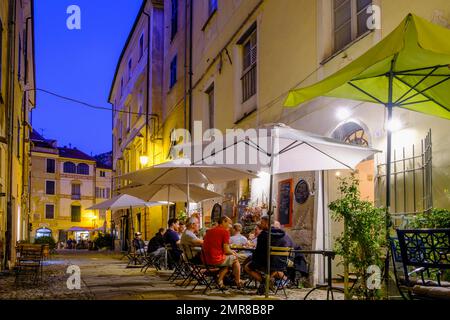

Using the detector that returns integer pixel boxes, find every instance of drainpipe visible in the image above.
[188,0,193,135]
[142,9,161,151]
[4,0,17,270]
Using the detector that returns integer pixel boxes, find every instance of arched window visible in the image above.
[63,162,76,173]
[77,163,89,175]
[332,122,370,147]
[36,228,52,239]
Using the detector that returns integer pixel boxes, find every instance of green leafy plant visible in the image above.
[34,236,56,250]
[94,232,113,249]
[177,210,188,222]
[410,208,450,229]
[328,174,387,300]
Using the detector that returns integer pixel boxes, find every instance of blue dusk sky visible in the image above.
[33,0,142,155]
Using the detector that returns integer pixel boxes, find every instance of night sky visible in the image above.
[33,0,142,155]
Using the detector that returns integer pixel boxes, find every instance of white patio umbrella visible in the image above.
[87,194,167,211]
[173,123,381,297]
[87,194,170,249]
[118,161,257,216]
[118,183,222,203]
[118,183,222,226]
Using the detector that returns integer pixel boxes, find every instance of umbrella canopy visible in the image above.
[173,124,380,173]
[118,184,222,203]
[86,194,156,211]
[284,13,450,120]
[118,161,258,185]
[67,227,93,232]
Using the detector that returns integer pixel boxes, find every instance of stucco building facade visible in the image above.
[30,131,112,244]
[110,0,450,281]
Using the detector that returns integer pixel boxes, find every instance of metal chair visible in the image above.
[395,229,450,300]
[15,244,45,286]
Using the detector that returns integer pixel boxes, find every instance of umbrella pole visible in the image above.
[265,134,276,298]
[186,168,190,217]
[130,206,135,240]
[384,60,396,299]
[167,185,171,226]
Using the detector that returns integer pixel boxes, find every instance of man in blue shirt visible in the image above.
[164,218,182,264]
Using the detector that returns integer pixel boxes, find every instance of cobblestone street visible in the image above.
[0,251,343,300]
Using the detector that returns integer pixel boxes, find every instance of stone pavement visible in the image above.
[0,251,343,300]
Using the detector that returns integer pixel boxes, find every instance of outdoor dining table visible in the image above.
[291,250,343,301]
[231,246,255,252]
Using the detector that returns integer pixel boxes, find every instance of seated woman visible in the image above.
[230,223,252,264]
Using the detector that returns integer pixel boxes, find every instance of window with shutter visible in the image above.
[171,0,178,40]
[72,183,81,200]
[46,181,55,195]
[71,205,81,222]
[333,0,372,53]
[170,55,177,88]
[45,204,55,219]
[46,159,56,173]
[241,29,257,103]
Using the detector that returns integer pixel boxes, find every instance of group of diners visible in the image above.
[135,214,302,293]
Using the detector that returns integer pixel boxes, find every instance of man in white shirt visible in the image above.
[180,217,203,263]
[230,223,248,246]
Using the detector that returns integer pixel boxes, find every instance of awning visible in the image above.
[67,227,94,232]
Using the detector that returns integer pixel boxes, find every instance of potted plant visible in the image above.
[328,173,387,300]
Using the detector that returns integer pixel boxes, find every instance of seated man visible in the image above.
[180,217,203,264]
[147,228,166,267]
[164,218,182,266]
[132,232,146,255]
[274,220,296,248]
[203,216,244,289]
[230,223,248,246]
[244,216,288,294]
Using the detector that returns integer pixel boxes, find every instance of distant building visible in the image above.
[30,130,112,244]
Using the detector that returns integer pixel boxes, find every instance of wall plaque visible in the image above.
[294,179,310,205]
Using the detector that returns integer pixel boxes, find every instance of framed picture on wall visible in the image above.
[278,179,293,227]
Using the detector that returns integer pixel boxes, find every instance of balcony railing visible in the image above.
[241,64,257,103]
[71,194,81,200]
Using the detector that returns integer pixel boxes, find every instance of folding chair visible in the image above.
[270,246,292,298]
[190,250,225,294]
[167,246,190,282]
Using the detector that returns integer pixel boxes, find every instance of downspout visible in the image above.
[183,0,188,136]
[22,18,32,242]
[111,102,115,250]
[4,0,17,270]
[142,9,161,155]
[188,0,193,135]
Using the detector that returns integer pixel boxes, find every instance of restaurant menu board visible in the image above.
[278,179,293,226]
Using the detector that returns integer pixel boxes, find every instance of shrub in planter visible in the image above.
[329,173,387,300]
[410,208,450,229]
[34,236,57,251]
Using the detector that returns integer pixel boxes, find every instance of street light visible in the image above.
[387,118,402,132]
[140,155,149,167]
